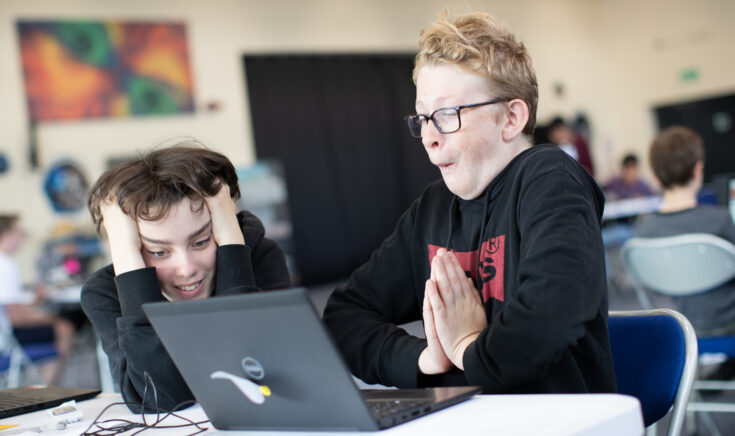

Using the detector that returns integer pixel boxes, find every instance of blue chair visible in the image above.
[609,309,698,436]
[621,234,735,434]
[0,307,59,387]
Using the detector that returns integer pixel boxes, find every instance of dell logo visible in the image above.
[242,357,265,380]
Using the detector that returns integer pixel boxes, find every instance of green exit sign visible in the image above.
[679,67,699,82]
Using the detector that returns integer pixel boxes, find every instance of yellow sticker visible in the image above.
[260,385,271,397]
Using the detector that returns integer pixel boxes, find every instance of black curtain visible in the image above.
[655,93,735,183]
[244,54,439,284]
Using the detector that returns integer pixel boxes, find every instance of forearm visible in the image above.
[114,316,193,412]
[108,242,145,275]
[324,286,426,388]
[215,238,290,295]
[82,268,191,412]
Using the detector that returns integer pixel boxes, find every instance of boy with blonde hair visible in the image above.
[324,12,615,393]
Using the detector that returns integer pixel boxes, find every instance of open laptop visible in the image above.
[0,386,100,418]
[142,288,480,431]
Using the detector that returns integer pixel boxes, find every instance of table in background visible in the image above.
[0,392,643,435]
[602,196,661,222]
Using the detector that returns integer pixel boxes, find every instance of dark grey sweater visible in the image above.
[636,206,735,335]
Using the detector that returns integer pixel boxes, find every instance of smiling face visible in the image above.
[137,198,217,301]
[416,64,517,200]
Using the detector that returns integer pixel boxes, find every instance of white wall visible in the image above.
[0,0,733,280]
[597,0,735,180]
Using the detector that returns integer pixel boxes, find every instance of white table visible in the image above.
[602,196,661,221]
[0,392,643,435]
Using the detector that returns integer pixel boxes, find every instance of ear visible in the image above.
[692,160,705,183]
[693,160,704,177]
[501,99,529,142]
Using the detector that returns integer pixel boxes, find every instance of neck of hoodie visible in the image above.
[443,146,536,289]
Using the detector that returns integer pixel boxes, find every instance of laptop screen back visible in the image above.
[143,289,379,431]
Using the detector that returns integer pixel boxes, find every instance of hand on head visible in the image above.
[100,198,146,274]
[419,248,486,373]
[204,182,244,246]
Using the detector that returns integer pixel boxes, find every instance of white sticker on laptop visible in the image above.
[210,370,271,405]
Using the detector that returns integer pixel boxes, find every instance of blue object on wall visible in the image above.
[43,161,88,212]
[0,153,8,174]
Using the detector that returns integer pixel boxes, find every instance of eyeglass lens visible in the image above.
[407,108,460,138]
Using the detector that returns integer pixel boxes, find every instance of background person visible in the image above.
[547,116,595,176]
[602,154,655,200]
[637,126,735,336]
[636,126,735,380]
[0,214,75,385]
[81,141,291,412]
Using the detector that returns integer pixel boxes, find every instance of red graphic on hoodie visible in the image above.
[428,235,505,302]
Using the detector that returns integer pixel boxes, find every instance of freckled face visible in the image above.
[138,198,217,301]
[416,64,508,200]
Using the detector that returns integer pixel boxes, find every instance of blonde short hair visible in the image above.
[413,11,538,136]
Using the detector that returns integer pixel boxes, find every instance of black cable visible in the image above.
[81,372,209,435]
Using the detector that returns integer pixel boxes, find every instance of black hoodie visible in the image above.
[324,145,616,394]
[81,211,290,412]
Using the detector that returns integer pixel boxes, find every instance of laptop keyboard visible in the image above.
[0,392,40,409]
[368,399,432,419]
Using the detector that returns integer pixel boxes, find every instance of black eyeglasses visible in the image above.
[404,98,507,139]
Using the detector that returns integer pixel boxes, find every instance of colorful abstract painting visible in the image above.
[17,20,195,121]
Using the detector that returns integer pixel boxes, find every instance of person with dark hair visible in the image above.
[637,126,735,336]
[0,214,75,384]
[81,140,290,412]
[324,11,615,395]
[547,116,595,176]
[601,153,655,200]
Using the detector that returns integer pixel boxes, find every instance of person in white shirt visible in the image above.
[0,215,74,384]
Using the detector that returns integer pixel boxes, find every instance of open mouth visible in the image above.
[174,280,203,295]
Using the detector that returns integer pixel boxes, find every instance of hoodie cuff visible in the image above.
[384,337,426,388]
[215,244,254,294]
[462,337,496,392]
[114,267,166,317]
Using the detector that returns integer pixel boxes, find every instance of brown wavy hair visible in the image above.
[649,126,704,189]
[413,11,538,137]
[0,215,19,237]
[87,140,240,234]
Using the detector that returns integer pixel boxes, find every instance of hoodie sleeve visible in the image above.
[81,266,191,413]
[214,211,291,295]
[462,167,609,392]
[323,203,428,388]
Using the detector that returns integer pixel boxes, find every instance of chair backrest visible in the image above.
[621,233,735,297]
[609,309,698,436]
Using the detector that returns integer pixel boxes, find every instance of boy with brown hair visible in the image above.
[637,126,735,337]
[82,140,290,411]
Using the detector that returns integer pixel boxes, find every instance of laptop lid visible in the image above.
[144,288,384,431]
[143,288,478,431]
